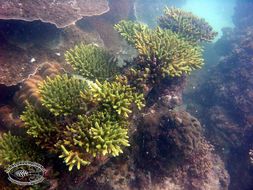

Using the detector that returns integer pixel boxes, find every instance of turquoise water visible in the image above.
[135,0,236,40]
[182,0,236,40]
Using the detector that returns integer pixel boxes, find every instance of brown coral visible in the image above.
[0,0,109,28]
[13,62,64,110]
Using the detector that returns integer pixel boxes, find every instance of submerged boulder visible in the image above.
[81,108,229,190]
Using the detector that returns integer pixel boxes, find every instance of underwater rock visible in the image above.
[0,0,109,28]
[77,0,136,52]
[233,0,253,28]
[150,76,186,108]
[183,0,253,189]
[0,84,18,106]
[82,108,229,190]
[208,106,242,148]
[0,105,24,136]
[0,40,42,86]
[0,21,103,86]
[0,20,64,86]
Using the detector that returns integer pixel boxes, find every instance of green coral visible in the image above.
[19,76,144,171]
[81,79,145,118]
[59,112,129,171]
[115,21,204,77]
[114,20,148,45]
[56,79,144,171]
[135,27,204,77]
[65,44,120,81]
[0,132,43,168]
[6,32,146,172]
[20,103,59,152]
[115,8,217,78]
[158,7,218,43]
[39,74,88,116]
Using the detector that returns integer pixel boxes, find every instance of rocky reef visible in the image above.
[0,2,230,190]
[184,0,253,189]
[82,108,229,190]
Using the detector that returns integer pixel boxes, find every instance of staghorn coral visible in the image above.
[0,132,43,169]
[115,21,204,78]
[59,111,130,171]
[81,79,145,118]
[135,27,204,77]
[19,75,144,171]
[158,7,218,43]
[55,78,144,171]
[20,103,60,152]
[39,74,88,116]
[114,20,148,45]
[65,44,120,81]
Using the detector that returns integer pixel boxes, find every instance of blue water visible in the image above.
[182,0,236,40]
[135,0,236,40]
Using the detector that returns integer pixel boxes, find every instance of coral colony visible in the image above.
[0,7,216,174]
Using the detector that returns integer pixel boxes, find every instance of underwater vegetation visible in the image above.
[0,6,216,179]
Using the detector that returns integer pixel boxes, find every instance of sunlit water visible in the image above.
[182,0,236,40]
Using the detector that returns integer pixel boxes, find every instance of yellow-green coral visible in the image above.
[20,103,60,152]
[8,34,147,172]
[158,7,218,43]
[18,75,144,171]
[0,132,43,168]
[115,21,204,77]
[39,74,88,116]
[55,78,144,171]
[65,44,120,81]
[81,80,145,118]
[114,20,148,45]
[135,27,204,77]
[59,112,129,171]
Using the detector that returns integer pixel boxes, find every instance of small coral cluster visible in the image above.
[114,7,216,88]
[0,132,43,168]
[158,7,218,43]
[39,75,88,116]
[65,44,120,81]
